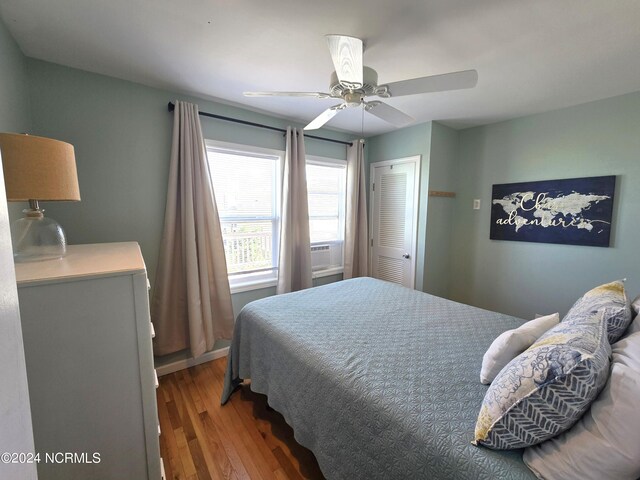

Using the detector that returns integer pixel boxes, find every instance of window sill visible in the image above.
[229,267,343,294]
[230,278,277,295]
[312,267,344,279]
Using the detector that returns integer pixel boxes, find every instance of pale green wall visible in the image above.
[450,91,640,319]
[424,122,459,297]
[24,59,351,359]
[11,25,640,357]
[0,17,31,221]
[25,59,350,315]
[366,123,432,292]
[365,122,459,297]
[0,20,30,132]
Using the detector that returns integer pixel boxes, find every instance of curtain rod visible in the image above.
[167,102,353,147]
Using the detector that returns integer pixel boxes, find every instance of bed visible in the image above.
[222,277,537,479]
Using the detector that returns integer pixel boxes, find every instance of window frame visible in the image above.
[205,139,283,293]
[205,142,347,292]
[306,155,347,277]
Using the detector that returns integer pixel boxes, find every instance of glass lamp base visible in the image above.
[12,210,67,262]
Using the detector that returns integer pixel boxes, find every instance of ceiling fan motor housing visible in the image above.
[330,66,387,100]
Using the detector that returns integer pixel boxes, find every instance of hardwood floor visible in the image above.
[157,357,325,480]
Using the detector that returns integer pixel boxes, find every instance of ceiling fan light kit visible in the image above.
[244,34,478,131]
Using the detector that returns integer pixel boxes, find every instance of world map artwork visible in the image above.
[490,176,616,247]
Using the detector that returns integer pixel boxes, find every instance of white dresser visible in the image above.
[16,242,163,480]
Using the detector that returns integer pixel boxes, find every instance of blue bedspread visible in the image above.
[222,278,537,479]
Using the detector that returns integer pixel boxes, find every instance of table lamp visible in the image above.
[0,133,80,262]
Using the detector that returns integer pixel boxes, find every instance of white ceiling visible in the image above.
[2,0,640,136]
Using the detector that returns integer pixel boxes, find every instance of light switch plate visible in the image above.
[473,199,481,210]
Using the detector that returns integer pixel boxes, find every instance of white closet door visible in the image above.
[370,157,420,288]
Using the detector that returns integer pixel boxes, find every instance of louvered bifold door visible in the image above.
[371,161,417,288]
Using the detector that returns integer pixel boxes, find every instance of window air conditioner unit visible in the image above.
[311,243,342,271]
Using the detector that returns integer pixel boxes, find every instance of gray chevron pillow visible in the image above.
[563,280,632,343]
[474,310,611,450]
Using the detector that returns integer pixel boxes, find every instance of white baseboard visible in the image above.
[155,346,229,377]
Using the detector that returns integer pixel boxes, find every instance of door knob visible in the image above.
[402,253,410,259]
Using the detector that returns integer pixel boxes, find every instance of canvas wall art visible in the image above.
[490,175,616,247]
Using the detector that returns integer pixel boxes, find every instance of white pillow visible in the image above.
[627,314,640,336]
[632,294,640,317]
[626,295,640,336]
[480,312,560,384]
[523,331,640,480]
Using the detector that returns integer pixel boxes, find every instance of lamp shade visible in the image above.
[0,133,80,201]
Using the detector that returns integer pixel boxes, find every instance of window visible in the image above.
[206,141,281,290]
[206,141,347,292]
[306,157,347,273]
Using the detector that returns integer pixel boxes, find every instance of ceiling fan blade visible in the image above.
[365,101,413,127]
[304,104,346,130]
[244,91,332,98]
[385,69,478,97]
[326,35,363,89]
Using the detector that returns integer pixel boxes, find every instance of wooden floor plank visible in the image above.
[197,362,274,480]
[229,394,281,472]
[273,468,290,480]
[185,366,207,414]
[158,427,174,480]
[167,400,182,431]
[175,427,198,478]
[272,447,304,480]
[157,357,325,480]
[157,380,188,480]
[209,360,321,480]
[188,437,212,480]
[160,377,172,403]
[178,369,226,480]
[190,366,241,480]
[199,410,241,480]
[200,411,244,480]
[168,376,188,425]
[193,365,263,480]
[209,361,293,459]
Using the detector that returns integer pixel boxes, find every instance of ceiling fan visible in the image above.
[244,35,478,131]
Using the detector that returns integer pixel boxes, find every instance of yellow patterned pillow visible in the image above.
[563,280,632,343]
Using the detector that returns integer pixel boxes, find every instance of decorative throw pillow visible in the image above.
[563,280,632,344]
[480,313,560,384]
[523,331,640,480]
[474,310,611,450]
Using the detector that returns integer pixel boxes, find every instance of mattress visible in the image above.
[222,277,537,479]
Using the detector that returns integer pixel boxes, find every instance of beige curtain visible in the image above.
[276,127,312,294]
[344,139,369,279]
[152,101,234,358]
